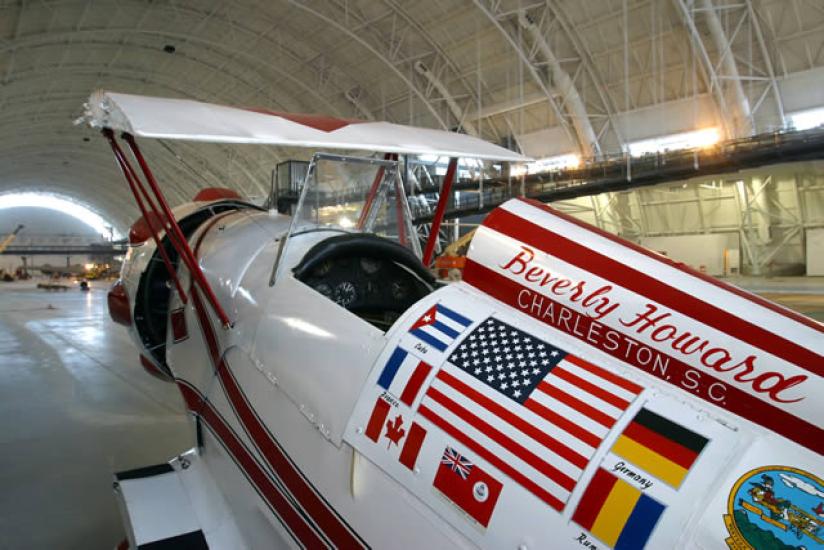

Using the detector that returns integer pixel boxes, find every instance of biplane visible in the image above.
[83,91,823,549]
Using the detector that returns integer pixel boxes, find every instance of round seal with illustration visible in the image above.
[724,465,823,549]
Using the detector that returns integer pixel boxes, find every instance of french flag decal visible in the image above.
[378,347,433,406]
[409,303,472,352]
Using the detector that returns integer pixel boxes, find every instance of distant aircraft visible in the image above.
[29,264,86,277]
[27,262,118,279]
[84,91,823,549]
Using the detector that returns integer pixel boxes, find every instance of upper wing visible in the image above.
[82,90,527,162]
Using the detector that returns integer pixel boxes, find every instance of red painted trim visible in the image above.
[175,382,324,547]
[139,354,173,382]
[107,280,132,326]
[193,187,242,202]
[463,259,824,455]
[218,364,364,547]
[188,289,366,548]
[244,108,364,132]
[480,206,824,377]
[517,197,824,334]
[192,211,237,259]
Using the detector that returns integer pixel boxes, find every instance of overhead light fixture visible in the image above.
[525,153,581,174]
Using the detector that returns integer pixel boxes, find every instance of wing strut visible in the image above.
[103,129,233,328]
[422,157,458,265]
[356,153,397,230]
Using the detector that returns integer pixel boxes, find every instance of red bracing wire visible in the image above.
[357,153,394,230]
[103,129,188,304]
[394,176,407,246]
[121,133,233,328]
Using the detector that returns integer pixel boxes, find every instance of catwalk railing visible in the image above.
[411,126,824,223]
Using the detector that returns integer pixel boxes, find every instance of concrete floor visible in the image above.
[0,277,820,550]
[0,282,192,550]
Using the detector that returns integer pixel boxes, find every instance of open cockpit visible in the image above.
[275,153,436,331]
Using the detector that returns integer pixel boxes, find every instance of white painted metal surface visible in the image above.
[82,91,527,161]
[112,184,823,549]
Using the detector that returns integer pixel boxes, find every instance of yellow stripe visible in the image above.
[591,479,640,547]
[613,435,688,486]
[741,501,761,514]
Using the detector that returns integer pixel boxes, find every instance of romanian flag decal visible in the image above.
[611,408,709,488]
[572,468,665,549]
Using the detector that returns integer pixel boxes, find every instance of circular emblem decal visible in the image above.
[724,465,823,549]
[473,481,489,503]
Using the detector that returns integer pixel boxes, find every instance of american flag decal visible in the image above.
[418,317,644,511]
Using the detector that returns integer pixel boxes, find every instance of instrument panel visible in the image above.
[301,255,432,330]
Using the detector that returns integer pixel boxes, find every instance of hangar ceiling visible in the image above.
[1,0,824,232]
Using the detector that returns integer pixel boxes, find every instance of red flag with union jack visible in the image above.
[432,446,502,527]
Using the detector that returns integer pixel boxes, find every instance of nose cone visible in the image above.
[108,280,132,326]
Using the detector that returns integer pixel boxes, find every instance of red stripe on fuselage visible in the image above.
[188,288,365,548]
[176,381,324,548]
[517,197,824,335]
[479,205,824,377]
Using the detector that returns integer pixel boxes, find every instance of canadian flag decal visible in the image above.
[364,396,426,470]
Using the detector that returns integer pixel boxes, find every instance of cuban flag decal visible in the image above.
[409,303,472,351]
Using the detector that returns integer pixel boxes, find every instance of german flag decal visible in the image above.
[611,408,709,488]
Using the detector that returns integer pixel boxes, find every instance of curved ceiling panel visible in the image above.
[1,0,822,229]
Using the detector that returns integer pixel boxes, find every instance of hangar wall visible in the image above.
[0,208,106,274]
[560,160,824,276]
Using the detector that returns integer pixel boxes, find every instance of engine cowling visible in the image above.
[109,198,261,380]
